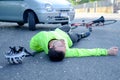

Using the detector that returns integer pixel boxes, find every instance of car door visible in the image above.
[0,0,25,21]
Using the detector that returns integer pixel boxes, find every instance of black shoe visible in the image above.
[77,32,90,42]
[80,32,91,38]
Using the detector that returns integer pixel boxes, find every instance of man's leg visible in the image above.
[58,25,71,33]
[68,32,90,43]
[58,25,90,43]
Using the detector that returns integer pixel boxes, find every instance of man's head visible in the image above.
[48,39,66,61]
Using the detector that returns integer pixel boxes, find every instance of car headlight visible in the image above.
[45,3,53,12]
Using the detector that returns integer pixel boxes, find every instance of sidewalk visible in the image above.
[75,13,120,20]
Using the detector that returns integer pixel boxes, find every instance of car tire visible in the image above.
[17,22,24,26]
[28,12,36,31]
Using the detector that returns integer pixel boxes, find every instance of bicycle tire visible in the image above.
[104,20,117,25]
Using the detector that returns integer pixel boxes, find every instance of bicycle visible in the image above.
[70,16,117,32]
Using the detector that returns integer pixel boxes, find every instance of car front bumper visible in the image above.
[36,10,75,24]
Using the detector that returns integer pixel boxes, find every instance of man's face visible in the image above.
[49,39,66,53]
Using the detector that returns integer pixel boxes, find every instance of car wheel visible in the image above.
[17,22,24,26]
[28,12,36,31]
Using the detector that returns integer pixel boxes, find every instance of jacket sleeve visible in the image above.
[30,37,43,52]
[65,48,108,57]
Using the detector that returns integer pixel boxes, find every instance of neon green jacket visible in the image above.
[30,28,108,57]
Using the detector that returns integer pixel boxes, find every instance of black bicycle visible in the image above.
[70,16,117,32]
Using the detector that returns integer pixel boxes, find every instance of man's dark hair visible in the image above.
[48,48,65,62]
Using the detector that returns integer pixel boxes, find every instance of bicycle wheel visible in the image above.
[104,20,117,25]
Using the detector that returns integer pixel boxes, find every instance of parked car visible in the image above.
[0,0,75,30]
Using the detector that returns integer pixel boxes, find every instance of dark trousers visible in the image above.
[59,25,81,43]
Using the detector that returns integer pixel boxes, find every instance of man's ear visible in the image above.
[49,46,52,48]
[49,44,53,48]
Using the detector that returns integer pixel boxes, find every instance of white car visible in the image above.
[0,0,75,30]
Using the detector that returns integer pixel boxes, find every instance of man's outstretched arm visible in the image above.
[65,47,119,57]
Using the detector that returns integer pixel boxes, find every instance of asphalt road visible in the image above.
[0,13,120,80]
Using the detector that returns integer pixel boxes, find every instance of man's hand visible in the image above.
[108,47,119,56]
